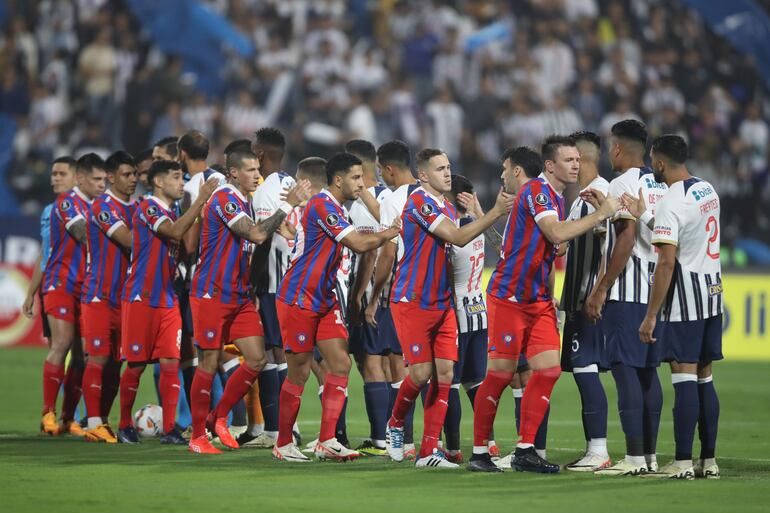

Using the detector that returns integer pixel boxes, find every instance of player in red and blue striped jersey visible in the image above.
[116,160,218,445]
[187,150,310,455]
[385,149,514,469]
[41,153,106,437]
[80,151,138,443]
[471,136,621,473]
[273,152,400,463]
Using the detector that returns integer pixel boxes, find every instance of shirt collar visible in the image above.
[106,189,133,205]
[148,195,171,212]
[73,186,92,204]
[321,189,342,207]
[417,186,446,207]
[218,182,246,202]
[538,173,563,198]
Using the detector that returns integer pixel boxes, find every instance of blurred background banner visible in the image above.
[0,216,45,348]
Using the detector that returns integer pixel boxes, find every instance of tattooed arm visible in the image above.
[67,219,88,244]
[230,209,288,245]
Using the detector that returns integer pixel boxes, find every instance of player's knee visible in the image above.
[245,354,267,372]
[409,366,432,387]
[199,351,219,373]
[435,366,454,384]
[534,366,561,382]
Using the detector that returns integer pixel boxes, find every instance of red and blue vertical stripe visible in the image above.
[43,189,89,295]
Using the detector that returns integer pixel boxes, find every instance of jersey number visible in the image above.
[468,253,485,292]
[705,216,719,260]
[334,309,344,325]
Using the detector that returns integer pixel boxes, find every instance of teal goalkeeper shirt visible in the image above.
[40,203,53,270]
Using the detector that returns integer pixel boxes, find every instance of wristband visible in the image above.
[639,210,653,227]
[278,202,293,215]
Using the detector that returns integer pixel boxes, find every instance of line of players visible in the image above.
[26,121,722,478]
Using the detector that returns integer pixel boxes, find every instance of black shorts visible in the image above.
[258,292,283,350]
[375,307,402,355]
[453,328,487,384]
[661,315,723,364]
[561,311,607,372]
[603,301,661,368]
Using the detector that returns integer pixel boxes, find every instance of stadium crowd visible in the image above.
[0,0,768,248]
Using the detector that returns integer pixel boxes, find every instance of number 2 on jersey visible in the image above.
[706,215,719,260]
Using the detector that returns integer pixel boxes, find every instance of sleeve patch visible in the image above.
[325,213,340,226]
[535,193,548,206]
[224,201,238,215]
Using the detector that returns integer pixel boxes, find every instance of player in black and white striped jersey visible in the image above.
[621,135,723,480]
[559,131,612,472]
[585,120,667,476]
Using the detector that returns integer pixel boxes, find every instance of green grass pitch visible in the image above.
[1,347,769,512]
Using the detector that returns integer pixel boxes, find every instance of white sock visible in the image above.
[517,442,534,449]
[646,453,657,465]
[536,449,547,460]
[703,457,717,467]
[588,438,608,457]
[247,423,264,436]
[221,358,240,373]
[265,430,278,438]
[292,421,300,433]
[277,362,288,372]
[87,417,101,430]
[472,445,489,455]
[372,439,386,449]
[488,440,497,448]
[627,455,647,466]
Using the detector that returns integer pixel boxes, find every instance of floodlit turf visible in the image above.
[1,348,769,512]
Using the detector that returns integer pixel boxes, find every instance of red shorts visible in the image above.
[81,301,121,358]
[487,296,560,362]
[190,297,264,350]
[391,302,458,365]
[121,301,182,363]
[276,300,348,354]
[43,289,82,324]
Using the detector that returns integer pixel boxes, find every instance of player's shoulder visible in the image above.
[274,171,296,188]
[54,189,76,208]
[590,175,610,194]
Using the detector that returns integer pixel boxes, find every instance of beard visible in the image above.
[653,169,665,183]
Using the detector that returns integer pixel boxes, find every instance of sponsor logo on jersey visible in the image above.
[654,226,673,237]
[465,303,487,315]
[708,283,723,296]
[225,202,237,215]
[420,203,434,216]
[326,214,339,227]
[98,211,110,223]
[535,193,548,206]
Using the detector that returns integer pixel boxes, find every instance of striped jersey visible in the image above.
[278,190,354,312]
[450,215,487,333]
[82,190,137,307]
[339,186,392,314]
[391,187,456,311]
[560,176,610,312]
[191,184,255,304]
[122,196,179,308]
[40,203,53,270]
[251,172,296,294]
[43,187,91,295]
[487,177,565,303]
[652,177,722,322]
[378,181,421,307]
[606,167,668,303]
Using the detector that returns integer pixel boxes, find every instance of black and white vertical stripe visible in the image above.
[662,261,723,322]
[457,294,488,334]
[561,201,605,312]
[606,222,654,304]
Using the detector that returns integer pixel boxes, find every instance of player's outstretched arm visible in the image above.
[456,191,503,251]
[537,191,619,246]
[342,218,401,253]
[364,240,396,326]
[157,178,218,241]
[432,188,514,247]
[620,188,654,230]
[639,243,676,344]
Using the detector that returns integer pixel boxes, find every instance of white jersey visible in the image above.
[378,181,420,307]
[338,186,392,312]
[251,171,296,293]
[652,177,722,322]
[561,176,610,312]
[606,167,667,303]
[450,215,487,333]
[183,168,226,205]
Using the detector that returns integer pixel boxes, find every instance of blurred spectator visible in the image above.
[425,84,464,162]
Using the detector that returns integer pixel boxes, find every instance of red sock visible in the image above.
[119,365,144,429]
[472,370,513,447]
[159,361,180,434]
[215,363,259,419]
[42,361,64,414]
[420,381,451,457]
[389,375,421,428]
[518,366,560,445]
[277,379,304,447]
[61,364,84,422]
[100,359,122,420]
[82,361,105,420]
[190,368,215,439]
[320,373,348,442]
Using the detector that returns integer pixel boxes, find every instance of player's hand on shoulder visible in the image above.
[199,177,219,201]
[457,192,483,218]
[620,187,647,219]
[493,187,515,216]
[283,180,312,207]
[579,188,607,211]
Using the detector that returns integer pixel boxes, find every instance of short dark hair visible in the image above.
[611,119,647,146]
[345,139,377,163]
[570,130,601,150]
[297,157,328,186]
[76,153,106,175]
[52,156,77,168]
[136,149,153,164]
[178,130,209,160]
[154,136,178,158]
[541,135,576,163]
[325,152,362,185]
[415,148,445,170]
[651,134,688,164]
[226,150,258,170]
[450,174,474,212]
[224,138,252,157]
[376,140,411,169]
[501,147,542,178]
[105,151,135,173]
[147,160,182,189]
[254,127,286,149]
[210,163,226,175]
